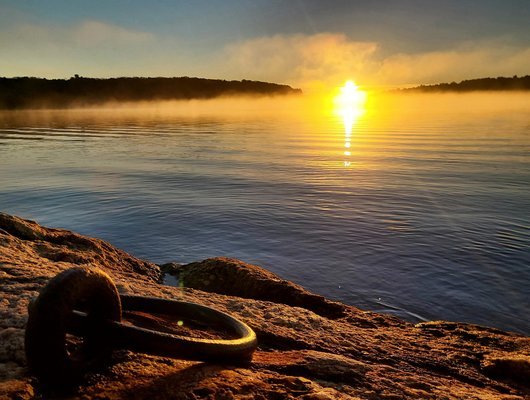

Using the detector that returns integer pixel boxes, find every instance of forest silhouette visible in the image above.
[402,75,530,92]
[0,76,302,109]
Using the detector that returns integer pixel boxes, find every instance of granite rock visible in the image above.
[1,212,529,399]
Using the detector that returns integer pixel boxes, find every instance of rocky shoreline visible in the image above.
[1,212,529,399]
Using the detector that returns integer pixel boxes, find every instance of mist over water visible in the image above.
[1,93,529,334]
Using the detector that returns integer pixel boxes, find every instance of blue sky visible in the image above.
[1,0,529,87]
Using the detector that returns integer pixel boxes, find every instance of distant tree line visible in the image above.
[400,75,530,93]
[0,76,302,109]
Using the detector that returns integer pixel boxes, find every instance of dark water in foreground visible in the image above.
[1,94,529,334]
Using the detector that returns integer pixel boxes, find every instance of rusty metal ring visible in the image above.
[25,267,122,385]
[25,267,257,385]
[70,295,258,363]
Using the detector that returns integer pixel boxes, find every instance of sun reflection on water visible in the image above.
[334,81,367,167]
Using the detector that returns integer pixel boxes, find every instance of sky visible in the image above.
[1,0,530,89]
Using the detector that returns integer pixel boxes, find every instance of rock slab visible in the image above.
[1,212,529,399]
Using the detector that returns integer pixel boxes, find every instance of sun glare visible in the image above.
[336,80,366,109]
[334,80,367,134]
[334,80,367,166]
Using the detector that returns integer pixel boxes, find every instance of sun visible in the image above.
[334,80,367,136]
[336,80,366,108]
[332,80,367,167]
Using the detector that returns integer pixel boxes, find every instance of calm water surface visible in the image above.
[1,93,529,334]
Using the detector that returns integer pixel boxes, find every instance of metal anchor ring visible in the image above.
[25,267,258,385]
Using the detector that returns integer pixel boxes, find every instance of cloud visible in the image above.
[2,19,529,87]
[222,33,378,88]
[376,44,530,85]
[72,21,154,47]
[0,20,156,77]
[1,19,154,51]
[221,33,530,89]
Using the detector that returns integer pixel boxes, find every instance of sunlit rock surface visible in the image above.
[1,212,529,399]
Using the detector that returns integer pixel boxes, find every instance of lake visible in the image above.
[1,92,529,334]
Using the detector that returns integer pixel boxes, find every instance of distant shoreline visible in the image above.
[398,75,530,93]
[0,76,302,110]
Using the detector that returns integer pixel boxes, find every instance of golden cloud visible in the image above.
[222,33,530,89]
[223,33,378,89]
